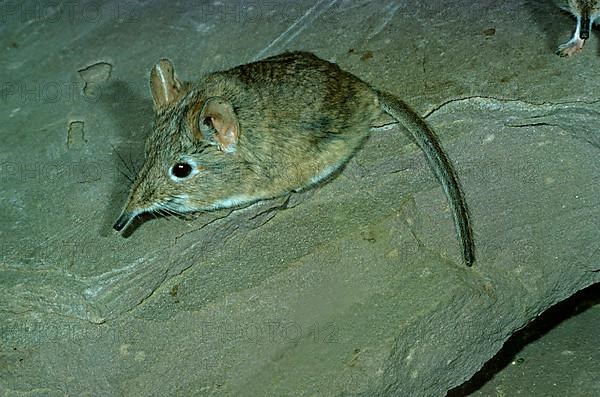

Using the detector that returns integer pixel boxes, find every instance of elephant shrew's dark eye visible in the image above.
[171,162,193,178]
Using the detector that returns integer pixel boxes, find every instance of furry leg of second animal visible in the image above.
[557,15,586,56]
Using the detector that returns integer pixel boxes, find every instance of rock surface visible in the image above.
[1,0,599,395]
